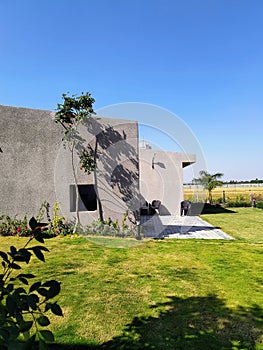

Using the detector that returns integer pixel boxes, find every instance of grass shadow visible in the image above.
[51,295,262,350]
[101,295,262,349]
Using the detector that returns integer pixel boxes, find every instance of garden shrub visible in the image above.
[36,201,75,237]
[224,195,251,207]
[0,217,63,349]
[0,202,74,237]
[225,201,251,208]
[256,201,263,209]
[84,214,136,238]
[0,215,30,237]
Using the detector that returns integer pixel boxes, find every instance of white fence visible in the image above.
[183,183,263,189]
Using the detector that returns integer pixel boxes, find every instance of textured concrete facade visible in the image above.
[0,105,140,225]
[139,149,195,215]
[0,106,62,218]
[0,105,195,224]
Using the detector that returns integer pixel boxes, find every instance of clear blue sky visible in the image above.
[1,0,263,181]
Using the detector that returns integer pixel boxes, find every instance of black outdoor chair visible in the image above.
[150,200,161,215]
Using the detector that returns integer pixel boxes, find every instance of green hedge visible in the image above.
[256,201,263,209]
[226,201,251,208]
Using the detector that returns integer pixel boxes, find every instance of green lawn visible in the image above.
[1,207,262,349]
[201,207,263,243]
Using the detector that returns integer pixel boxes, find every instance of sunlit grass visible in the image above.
[201,207,263,242]
[1,209,262,349]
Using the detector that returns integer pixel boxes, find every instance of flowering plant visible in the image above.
[0,215,30,236]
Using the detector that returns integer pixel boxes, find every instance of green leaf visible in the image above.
[13,287,27,295]
[37,315,50,326]
[14,274,35,285]
[29,281,41,293]
[0,251,9,263]
[16,311,24,324]
[31,247,45,262]
[44,302,51,312]
[17,273,35,279]
[39,330,54,343]
[4,283,14,295]
[39,246,49,252]
[14,249,32,263]
[9,262,21,270]
[28,245,49,252]
[29,217,38,230]
[42,280,61,299]
[37,287,48,297]
[18,277,28,285]
[19,320,33,332]
[34,234,45,243]
[50,302,63,316]
[26,294,39,310]
[6,295,16,314]
[10,246,17,257]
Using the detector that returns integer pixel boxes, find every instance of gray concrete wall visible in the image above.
[0,105,62,218]
[0,105,140,226]
[139,149,195,215]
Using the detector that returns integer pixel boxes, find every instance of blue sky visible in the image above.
[1,0,263,181]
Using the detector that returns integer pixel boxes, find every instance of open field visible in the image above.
[1,208,262,349]
[184,186,263,203]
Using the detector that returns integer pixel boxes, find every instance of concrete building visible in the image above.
[0,105,140,225]
[139,148,195,215]
[0,105,195,225]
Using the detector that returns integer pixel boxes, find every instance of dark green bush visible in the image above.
[223,194,252,208]
[225,201,251,208]
[256,201,263,209]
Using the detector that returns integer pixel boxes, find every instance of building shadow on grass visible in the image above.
[51,295,262,350]
[190,203,237,215]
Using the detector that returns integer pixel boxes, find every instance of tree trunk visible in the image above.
[94,137,104,222]
[208,190,213,204]
[71,143,80,233]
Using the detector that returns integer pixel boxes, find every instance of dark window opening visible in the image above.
[70,184,97,212]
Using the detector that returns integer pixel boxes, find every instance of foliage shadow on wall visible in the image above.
[83,118,143,223]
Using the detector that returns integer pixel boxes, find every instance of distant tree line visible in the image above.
[184,178,263,186]
[224,179,263,184]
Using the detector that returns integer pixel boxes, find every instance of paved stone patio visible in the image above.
[140,215,234,240]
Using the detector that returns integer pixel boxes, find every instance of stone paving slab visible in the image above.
[140,215,234,240]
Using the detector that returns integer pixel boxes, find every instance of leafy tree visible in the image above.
[55,92,96,233]
[0,217,63,350]
[193,170,224,203]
